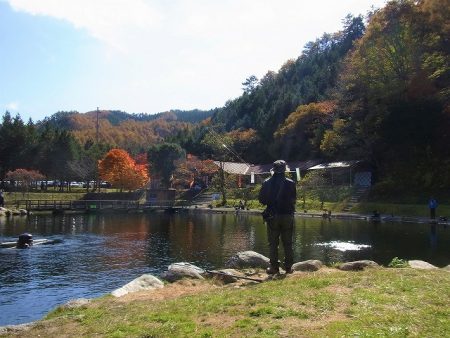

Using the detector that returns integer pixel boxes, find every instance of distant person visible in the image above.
[239,200,245,210]
[429,197,438,220]
[259,160,297,274]
[0,190,4,208]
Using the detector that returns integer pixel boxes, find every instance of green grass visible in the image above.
[4,191,87,206]
[3,189,135,207]
[8,268,449,337]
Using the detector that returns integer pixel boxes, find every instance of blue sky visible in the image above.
[0,0,387,122]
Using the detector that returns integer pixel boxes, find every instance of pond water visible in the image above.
[0,212,449,326]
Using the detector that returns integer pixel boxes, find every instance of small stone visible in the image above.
[338,260,379,271]
[292,260,323,272]
[408,260,438,270]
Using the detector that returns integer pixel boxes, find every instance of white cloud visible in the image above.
[8,0,164,51]
[5,0,387,117]
[6,101,19,111]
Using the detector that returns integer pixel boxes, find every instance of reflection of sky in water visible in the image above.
[315,241,371,252]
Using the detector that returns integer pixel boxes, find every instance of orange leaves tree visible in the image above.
[98,149,149,191]
[172,154,218,189]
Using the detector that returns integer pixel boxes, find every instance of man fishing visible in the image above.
[258,160,297,274]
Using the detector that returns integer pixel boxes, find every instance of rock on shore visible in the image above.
[338,260,379,271]
[160,262,206,282]
[225,251,270,269]
[111,274,164,297]
[408,260,438,270]
[292,260,323,272]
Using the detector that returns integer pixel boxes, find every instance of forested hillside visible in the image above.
[174,15,367,163]
[0,0,448,197]
[212,15,364,139]
[40,109,214,152]
[175,0,449,194]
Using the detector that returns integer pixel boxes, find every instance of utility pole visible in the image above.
[96,107,99,144]
[96,107,100,192]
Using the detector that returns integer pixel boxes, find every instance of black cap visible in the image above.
[272,160,286,173]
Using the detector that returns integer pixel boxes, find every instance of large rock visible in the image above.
[292,260,323,272]
[160,262,205,282]
[111,274,164,297]
[338,260,379,271]
[408,260,438,270]
[225,251,270,269]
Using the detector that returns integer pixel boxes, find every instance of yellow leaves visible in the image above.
[320,119,345,156]
[226,129,258,143]
[274,101,336,139]
[98,149,149,191]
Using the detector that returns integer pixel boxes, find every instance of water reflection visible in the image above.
[315,241,371,252]
[0,212,449,326]
[430,224,437,250]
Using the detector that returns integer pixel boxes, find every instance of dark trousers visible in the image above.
[266,214,294,269]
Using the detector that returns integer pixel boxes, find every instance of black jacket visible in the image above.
[258,173,296,215]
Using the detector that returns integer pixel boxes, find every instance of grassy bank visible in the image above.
[5,268,449,337]
[4,191,449,219]
[3,192,87,206]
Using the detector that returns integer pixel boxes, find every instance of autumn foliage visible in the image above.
[98,149,149,191]
[6,168,45,195]
[171,154,218,189]
[6,168,45,184]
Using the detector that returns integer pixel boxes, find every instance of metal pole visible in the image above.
[96,107,100,192]
[96,107,99,144]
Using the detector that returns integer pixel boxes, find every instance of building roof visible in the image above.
[213,160,322,175]
[308,160,361,170]
[213,161,250,175]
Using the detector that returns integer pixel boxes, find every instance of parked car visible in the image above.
[100,181,111,188]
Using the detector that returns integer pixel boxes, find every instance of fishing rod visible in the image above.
[206,126,252,167]
[205,269,263,283]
